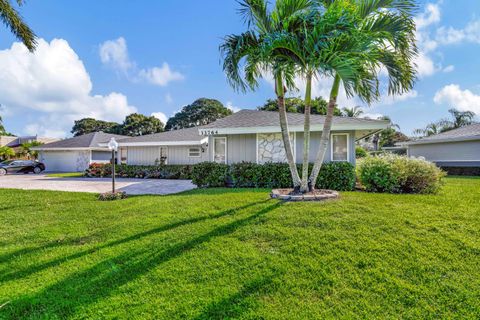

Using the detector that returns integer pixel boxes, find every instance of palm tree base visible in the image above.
[270,189,339,201]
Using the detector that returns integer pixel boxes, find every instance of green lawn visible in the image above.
[1,177,479,319]
[45,172,84,178]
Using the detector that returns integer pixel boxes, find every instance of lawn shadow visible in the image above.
[193,274,277,320]
[3,200,282,318]
[1,200,271,282]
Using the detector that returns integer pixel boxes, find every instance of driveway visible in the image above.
[0,174,196,195]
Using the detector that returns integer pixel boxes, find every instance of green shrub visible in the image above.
[355,146,368,158]
[316,162,356,191]
[98,191,127,201]
[85,163,193,180]
[357,155,446,194]
[229,162,355,191]
[191,162,229,188]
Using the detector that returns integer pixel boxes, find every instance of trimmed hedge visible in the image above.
[85,163,193,180]
[229,161,356,191]
[85,161,356,191]
[191,162,229,188]
[357,155,446,194]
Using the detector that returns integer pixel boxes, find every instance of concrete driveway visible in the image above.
[0,174,196,195]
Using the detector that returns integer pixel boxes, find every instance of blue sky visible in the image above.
[0,0,479,138]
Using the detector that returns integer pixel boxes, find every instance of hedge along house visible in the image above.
[116,110,389,166]
[32,132,128,172]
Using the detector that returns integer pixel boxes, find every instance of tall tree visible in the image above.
[0,0,37,51]
[259,97,342,115]
[413,108,477,137]
[307,0,417,191]
[165,98,232,131]
[120,113,165,137]
[71,118,120,137]
[342,106,364,118]
[221,0,315,189]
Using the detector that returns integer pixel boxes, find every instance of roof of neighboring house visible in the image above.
[200,110,389,139]
[115,127,208,146]
[406,123,480,145]
[1,135,60,148]
[32,132,128,150]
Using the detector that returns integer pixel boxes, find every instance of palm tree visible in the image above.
[308,0,418,190]
[19,141,42,159]
[264,2,372,192]
[0,0,37,51]
[342,106,364,117]
[413,122,443,137]
[0,146,15,160]
[221,0,314,190]
[447,108,476,129]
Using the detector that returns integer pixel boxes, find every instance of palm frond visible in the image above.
[0,0,36,51]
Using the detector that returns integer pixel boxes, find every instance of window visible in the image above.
[188,147,201,157]
[331,134,348,161]
[213,137,227,163]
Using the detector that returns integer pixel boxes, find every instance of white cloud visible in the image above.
[414,2,441,30]
[414,52,437,77]
[99,37,133,73]
[379,90,419,105]
[151,112,168,124]
[0,38,136,138]
[436,19,480,45]
[442,65,455,73]
[434,84,480,114]
[99,37,184,87]
[225,101,241,113]
[138,62,184,87]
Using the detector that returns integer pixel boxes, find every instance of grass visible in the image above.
[0,177,479,319]
[45,172,84,178]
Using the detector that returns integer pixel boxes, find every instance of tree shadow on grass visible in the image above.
[193,273,278,320]
[3,200,282,318]
[1,200,271,283]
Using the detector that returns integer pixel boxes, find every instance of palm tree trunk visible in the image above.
[275,73,301,190]
[309,74,341,191]
[300,72,312,193]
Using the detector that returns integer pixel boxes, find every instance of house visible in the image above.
[0,135,60,153]
[32,132,128,172]
[405,123,480,173]
[115,110,389,166]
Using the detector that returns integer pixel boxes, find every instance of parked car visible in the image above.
[0,160,46,175]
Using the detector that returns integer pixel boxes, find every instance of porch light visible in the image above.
[108,137,118,193]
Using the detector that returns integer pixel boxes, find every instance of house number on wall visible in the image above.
[200,130,219,136]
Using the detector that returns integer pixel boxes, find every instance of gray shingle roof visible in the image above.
[35,132,128,149]
[407,123,480,145]
[117,126,205,144]
[202,109,389,129]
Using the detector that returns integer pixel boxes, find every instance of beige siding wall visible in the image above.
[127,145,208,165]
[408,140,480,161]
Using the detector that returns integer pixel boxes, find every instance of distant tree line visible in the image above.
[414,109,476,137]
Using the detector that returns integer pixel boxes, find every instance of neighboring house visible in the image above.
[405,123,480,170]
[32,132,128,172]
[115,110,389,166]
[0,135,59,150]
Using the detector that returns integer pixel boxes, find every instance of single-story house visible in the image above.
[0,135,60,154]
[32,132,127,172]
[405,123,480,171]
[113,110,389,166]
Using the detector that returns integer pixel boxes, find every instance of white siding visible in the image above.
[127,146,160,165]
[127,146,208,165]
[408,140,480,162]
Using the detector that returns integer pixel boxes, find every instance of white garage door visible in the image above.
[40,151,89,172]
